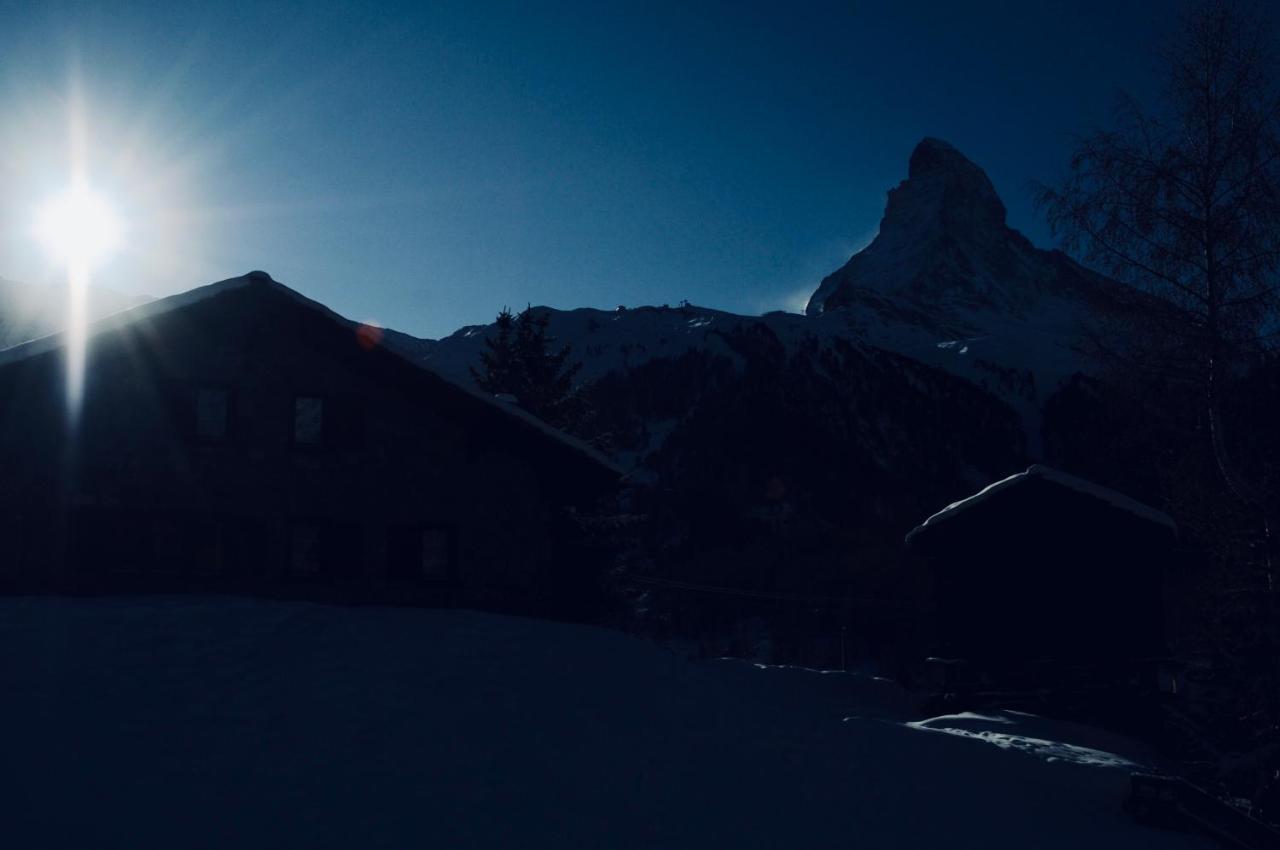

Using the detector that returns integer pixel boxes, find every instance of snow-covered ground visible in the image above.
[0,598,1210,849]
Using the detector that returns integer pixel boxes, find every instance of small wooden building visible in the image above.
[0,271,620,616]
[905,465,1176,670]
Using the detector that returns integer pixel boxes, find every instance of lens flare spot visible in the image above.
[356,323,383,351]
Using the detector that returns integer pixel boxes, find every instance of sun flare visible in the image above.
[35,185,121,420]
[35,187,122,268]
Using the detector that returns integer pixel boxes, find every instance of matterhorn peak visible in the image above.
[885,137,1009,240]
[805,138,1054,319]
[908,137,991,180]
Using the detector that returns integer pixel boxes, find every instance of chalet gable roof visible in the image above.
[905,464,1176,545]
[0,271,622,479]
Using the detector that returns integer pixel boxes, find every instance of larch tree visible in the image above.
[1039,0,1280,510]
[1039,0,1280,807]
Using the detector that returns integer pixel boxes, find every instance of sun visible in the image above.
[34,184,123,419]
[35,187,122,268]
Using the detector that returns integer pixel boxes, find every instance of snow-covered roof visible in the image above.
[905,464,1176,545]
[0,271,622,478]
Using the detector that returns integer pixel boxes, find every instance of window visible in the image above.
[387,524,457,582]
[292,395,366,449]
[294,396,324,446]
[195,387,230,441]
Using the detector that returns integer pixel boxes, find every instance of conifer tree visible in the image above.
[471,308,518,397]
[471,307,585,433]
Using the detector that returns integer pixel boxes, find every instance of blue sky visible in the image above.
[1,1,1161,338]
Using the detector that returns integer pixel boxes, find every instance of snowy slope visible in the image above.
[421,302,859,386]
[417,300,1051,471]
[421,299,1031,500]
[805,138,1122,432]
[422,294,1044,403]
[0,597,1209,849]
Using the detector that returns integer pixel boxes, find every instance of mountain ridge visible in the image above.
[806,137,1109,322]
[415,138,1125,463]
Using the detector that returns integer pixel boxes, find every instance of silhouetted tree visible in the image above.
[471,307,585,433]
[1040,1,1280,813]
[1039,0,1280,509]
[472,308,519,395]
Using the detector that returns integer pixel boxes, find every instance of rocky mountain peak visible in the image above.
[897,137,1007,231]
[908,137,986,180]
[805,138,1064,320]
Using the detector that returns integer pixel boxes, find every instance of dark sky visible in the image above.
[1,0,1162,338]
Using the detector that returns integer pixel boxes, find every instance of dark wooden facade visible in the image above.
[0,272,619,616]
[905,466,1175,668]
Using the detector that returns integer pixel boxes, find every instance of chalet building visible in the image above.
[905,465,1176,675]
[0,272,620,616]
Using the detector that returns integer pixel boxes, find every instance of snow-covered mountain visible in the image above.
[426,139,1115,404]
[808,137,1101,321]
[419,138,1117,464]
[420,302,853,386]
[421,300,1026,480]
[392,137,1166,565]
[806,138,1118,416]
